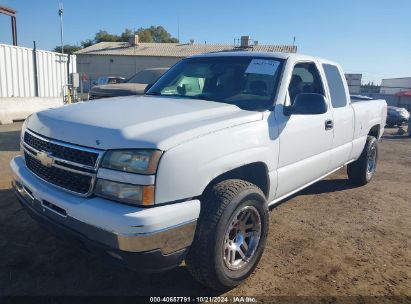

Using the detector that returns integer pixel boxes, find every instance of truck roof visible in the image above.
[189,51,338,66]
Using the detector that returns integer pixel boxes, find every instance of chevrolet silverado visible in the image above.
[10,52,387,290]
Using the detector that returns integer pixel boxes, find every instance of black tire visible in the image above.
[347,135,378,186]
[186,179,269,291]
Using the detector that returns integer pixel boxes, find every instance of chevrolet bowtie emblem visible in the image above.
[36,151,54,167]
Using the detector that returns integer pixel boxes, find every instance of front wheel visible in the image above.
[186,179,269,291]
[347,135,378,185]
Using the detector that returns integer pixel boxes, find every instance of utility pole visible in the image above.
[58,3,64,54]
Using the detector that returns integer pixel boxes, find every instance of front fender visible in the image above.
[154,121,279,204]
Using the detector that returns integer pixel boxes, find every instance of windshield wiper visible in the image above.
[146,91,161,96]
[146,92,218,103]
[146,92,189,98]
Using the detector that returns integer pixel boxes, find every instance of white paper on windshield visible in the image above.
[245,59,280,76]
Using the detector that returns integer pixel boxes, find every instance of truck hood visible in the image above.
[26,96,262,150]
[90,83,147,96]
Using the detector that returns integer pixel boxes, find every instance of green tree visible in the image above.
[136,26,178,43]
[52,44,81,54]
[360,81,381,94]
[94,30,121,43]
[120,28,134,42]
[80,39,93,48]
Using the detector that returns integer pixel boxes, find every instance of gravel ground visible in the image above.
[0,122,410,302]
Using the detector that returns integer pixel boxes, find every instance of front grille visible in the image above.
[22,130,102,196]
[24,131,98,167]
[25,152,92,195]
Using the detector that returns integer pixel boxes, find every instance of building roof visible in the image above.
[75,41,297,57]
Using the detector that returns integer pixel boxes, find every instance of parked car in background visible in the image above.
[89,68,168,100]
[93,76,126,86]
[386,106,410,127]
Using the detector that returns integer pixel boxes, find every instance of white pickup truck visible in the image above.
[10,52,387,290]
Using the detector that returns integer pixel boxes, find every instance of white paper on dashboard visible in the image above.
[245,59,280,76]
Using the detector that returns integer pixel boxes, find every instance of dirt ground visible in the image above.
[0,122,410,300]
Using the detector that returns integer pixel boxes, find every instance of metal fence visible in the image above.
[0,43,76,98]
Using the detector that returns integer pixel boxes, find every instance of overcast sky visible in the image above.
[1,0,410,84]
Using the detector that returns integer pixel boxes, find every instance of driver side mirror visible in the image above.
[284,93,328,115]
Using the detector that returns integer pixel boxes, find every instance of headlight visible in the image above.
[20,115,30,154]
[95,179,155,206]
[101,150,162,174]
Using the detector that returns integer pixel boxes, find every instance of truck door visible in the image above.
[274,61,333,199]
[321,64,354,169]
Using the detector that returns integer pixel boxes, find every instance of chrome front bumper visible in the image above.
[13,180,197,255]
[10,156,200,258]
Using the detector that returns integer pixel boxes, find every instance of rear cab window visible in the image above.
[322,64,348,108]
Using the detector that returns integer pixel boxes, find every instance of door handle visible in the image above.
[325,119,333,130]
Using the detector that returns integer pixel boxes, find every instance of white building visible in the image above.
[344,74,362,94]
[75,35,296,85]
[380,77,411,95]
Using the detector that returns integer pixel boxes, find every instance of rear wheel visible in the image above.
[347,135,378,185]
[186,179,269,291]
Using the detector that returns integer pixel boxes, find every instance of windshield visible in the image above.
[147,56,284,110]
[127,69,167,84]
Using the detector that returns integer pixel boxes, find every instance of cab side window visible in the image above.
[322,64,348,108]
[288,62,324,104]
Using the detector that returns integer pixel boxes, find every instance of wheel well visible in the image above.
[203,162,270,198]
[368,124,380,139]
